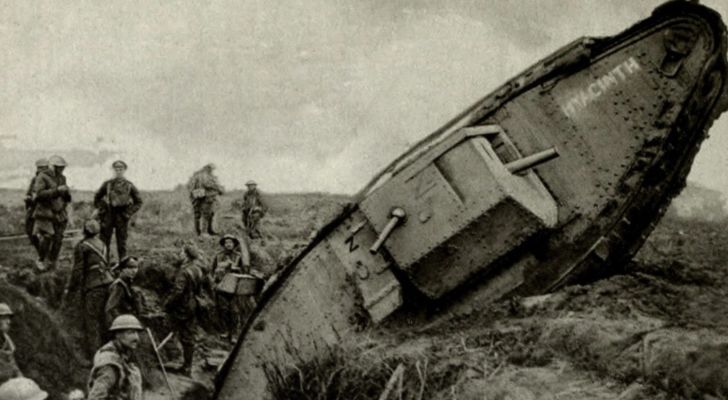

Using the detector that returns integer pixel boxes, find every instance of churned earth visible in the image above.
[1,188,727,399]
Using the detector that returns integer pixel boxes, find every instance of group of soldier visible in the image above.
[187,163,267,239]
[5,158,267,399]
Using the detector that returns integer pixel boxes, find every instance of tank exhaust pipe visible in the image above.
[505,147,559,174]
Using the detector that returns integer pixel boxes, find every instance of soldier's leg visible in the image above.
[241,210,249,233]
[250,214,261,239]
[25,212,39,251]
[216,293,232,337]
[206,211,216,235]
[48,220,67,269]
[178,321,196,374]
[193,204,202,235]
[84,288,109,359]
[33,219,54,264]
[99,213,114,251]
[115,214,129,260]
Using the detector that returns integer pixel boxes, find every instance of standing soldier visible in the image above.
[211,234,251,342]
[24,158,48,254]
[105,256,142,327]
[0,303,21,384]
[64,220,114,360]
[241,180,266,239]
[32,155,71,271]
[187,164,224,237]
[164,245,205,376]
[87,314,143,400]
[94,160,143,261]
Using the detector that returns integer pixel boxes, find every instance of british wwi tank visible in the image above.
[215,1,728,398]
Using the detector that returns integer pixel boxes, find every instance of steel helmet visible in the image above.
[83,219,100,236]
[0,303,13,317]
[34,158,49,168]
[245,180,257,186]
[67,389,85,400]
[0,378,48,400]
[48,155,67,167]
[109,314,143,332]
[219,234,240,247]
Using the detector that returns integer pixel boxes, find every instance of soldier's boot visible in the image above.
[181,344,194,376]
[116,221,129,260]
[206,215,216,236]
[36,233,53,271]
[194,218,202,236]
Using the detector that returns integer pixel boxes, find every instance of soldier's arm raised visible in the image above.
[87,365,120,400]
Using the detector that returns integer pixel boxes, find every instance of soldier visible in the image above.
[187,164,224,236]
[86,315,143,400]
[0,378,48,400]
[32,155,71,271]
[94,160,143,261]
[164,245,206,376]
[0,303,21,384]
[24,158,48,254]
[64,220,114,360]
[211,234,252,342]
[241,180,266,239]
[105,256,142,327]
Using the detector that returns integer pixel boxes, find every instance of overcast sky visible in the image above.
[1,0,727,194]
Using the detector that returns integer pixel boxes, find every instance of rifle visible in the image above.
[146,328,177,399]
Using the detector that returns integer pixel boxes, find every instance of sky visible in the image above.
[1,0,727,194]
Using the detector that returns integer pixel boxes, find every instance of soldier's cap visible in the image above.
[48,155,67,167]
[83,219,101,236]
[245,180,257,186]
[112,160,128,169]
[220,234,240,247]
[0,377,48,400]
[0,302,13,317]
[114,256,140,271]
[204,163,216,170]
[34,158,49,168]
[109,314,144,332]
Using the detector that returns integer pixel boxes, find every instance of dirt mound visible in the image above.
[0,280,86,399]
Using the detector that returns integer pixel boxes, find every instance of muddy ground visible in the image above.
[1,188,727,399]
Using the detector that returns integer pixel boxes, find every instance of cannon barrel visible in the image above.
[505,147,559,174]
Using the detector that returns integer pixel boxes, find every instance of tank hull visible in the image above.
[215,2,728,399]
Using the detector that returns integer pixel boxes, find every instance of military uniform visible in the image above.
[187,168,224,236]
[87,340,142,400]
[66,236,114,359]
[24,176,39,252]
[241,189,266,239]
[211,240,252,339]
[0,333,21,385]
[105,278,141,329]
[94,178,143,260]
[164,258,205,374]
[32,168,71,269]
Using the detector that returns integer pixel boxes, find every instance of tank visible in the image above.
[215,2,728,398]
